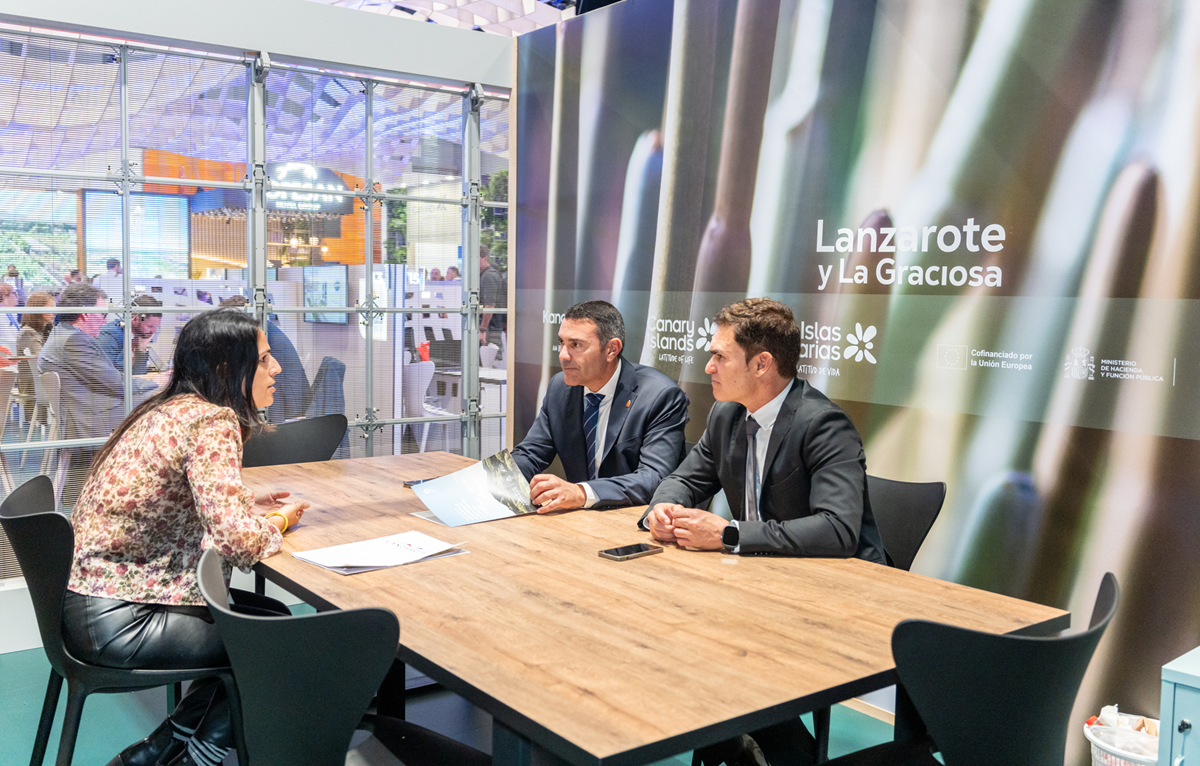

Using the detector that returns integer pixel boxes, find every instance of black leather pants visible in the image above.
[63,588,289,753]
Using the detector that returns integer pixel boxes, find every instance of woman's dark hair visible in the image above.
[89,310,266,478]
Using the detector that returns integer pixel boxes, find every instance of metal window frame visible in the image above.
[0,26,510,488]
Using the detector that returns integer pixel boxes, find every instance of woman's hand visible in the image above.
[256,491,310,531]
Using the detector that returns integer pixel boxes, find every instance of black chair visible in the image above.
[822,573,1119,766]
[0,476,229,766]
[241,413,349,469]
[196,549,490,766]
[813,475,947,760]
[867,475,947,572]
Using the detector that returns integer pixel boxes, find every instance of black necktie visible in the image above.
[584,392,603,480]
[745,416,760,521]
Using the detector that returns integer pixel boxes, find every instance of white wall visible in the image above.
[0,0,513,90]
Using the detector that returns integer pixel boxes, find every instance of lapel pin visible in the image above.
[626,400,631,408]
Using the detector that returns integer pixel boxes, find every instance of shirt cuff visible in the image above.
[580,482,598,509]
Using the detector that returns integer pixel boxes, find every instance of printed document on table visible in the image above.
[294,530,465,575]
[412,450,536,527]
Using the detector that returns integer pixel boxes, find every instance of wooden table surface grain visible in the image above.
[244,453,1068,765]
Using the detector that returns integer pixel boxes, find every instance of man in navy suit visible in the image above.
[513,300,689,511]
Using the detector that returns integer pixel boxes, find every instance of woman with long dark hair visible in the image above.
[63,309,310,766]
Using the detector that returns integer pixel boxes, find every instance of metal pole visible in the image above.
[119,44,133,412]
[249,55,270,349]
[363,80,376,457]
[462,83,483,459]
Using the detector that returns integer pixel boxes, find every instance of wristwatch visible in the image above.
[721,523,739,553]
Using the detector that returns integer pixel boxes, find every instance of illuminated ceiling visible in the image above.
[298,0,576,36]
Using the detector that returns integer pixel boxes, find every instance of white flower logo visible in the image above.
[695,317,717,352]
[844,323,877,364]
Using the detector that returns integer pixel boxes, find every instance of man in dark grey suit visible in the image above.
[40,284,164,441]
[643,297,885,561]
[641,297,886,766]
[512,300,689,511]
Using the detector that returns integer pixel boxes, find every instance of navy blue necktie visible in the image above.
[584,392,604,481]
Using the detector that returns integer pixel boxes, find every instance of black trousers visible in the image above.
[62,588,289,751]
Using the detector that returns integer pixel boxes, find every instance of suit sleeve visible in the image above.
[511,389,559,481]
[737,406,866,557]
[638,404,723,527]
[586,383,690,508]
[67,332,126,396]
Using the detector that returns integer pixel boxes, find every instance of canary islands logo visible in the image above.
[695,318,716,352]
[844,324,877,364]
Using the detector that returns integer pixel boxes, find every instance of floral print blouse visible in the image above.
[69,394,282,606]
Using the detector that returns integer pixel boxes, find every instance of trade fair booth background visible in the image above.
[0,0,513,653]
[513,0,1200,762]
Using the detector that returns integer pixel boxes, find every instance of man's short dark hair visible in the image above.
[132,294,162,318]
[564,300,625,349]
[57,283,105,324]
[714,298,801,378]
[106,258,120,270]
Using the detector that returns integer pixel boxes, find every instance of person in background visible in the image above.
[445,266,461,281]
[0,282,20,353]
[429,267,443,281]
[512,300,690,510]
[15,292,55,423]
[478,245,506,348]
[39,284,166,499]
[65,269,83,285]
[4,263,26,302]
[98,295,163,375]
[62,309,307,766]
[218,296,310,421]
[93,258,122,298]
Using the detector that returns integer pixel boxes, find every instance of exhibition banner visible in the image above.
[515,0,1200,749]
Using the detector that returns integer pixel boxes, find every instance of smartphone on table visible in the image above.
[598,543,663,561]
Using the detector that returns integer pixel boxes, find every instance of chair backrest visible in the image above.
[241,414,349,469]
[196,549,400,766]
[35,371,62,436]
[866,475,946,571]
[893,572,1119,765]
[401,361,435,417]
[0,476,73,675]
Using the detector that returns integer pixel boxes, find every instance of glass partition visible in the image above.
[0,28,509,527]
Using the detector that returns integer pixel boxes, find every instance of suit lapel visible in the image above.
[727,408,749,520]
[762,379,803,484]
[599,360,636,465]
[562,383,586,475]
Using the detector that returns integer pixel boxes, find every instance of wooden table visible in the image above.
[244,453,1068,766]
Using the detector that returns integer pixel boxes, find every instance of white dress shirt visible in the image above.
[578,359,622,509]
[729,381,792,549]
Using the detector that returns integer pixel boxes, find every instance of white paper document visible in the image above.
[293,530,466,575]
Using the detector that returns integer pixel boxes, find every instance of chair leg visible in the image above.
[30,670,63,766]
[53,451,69,511]
[54,683,88,766]
[21,415,37,469]
[168,682,182,713]
[813,706,831,763]
[419,422,429,453]
[0,451,14,495]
